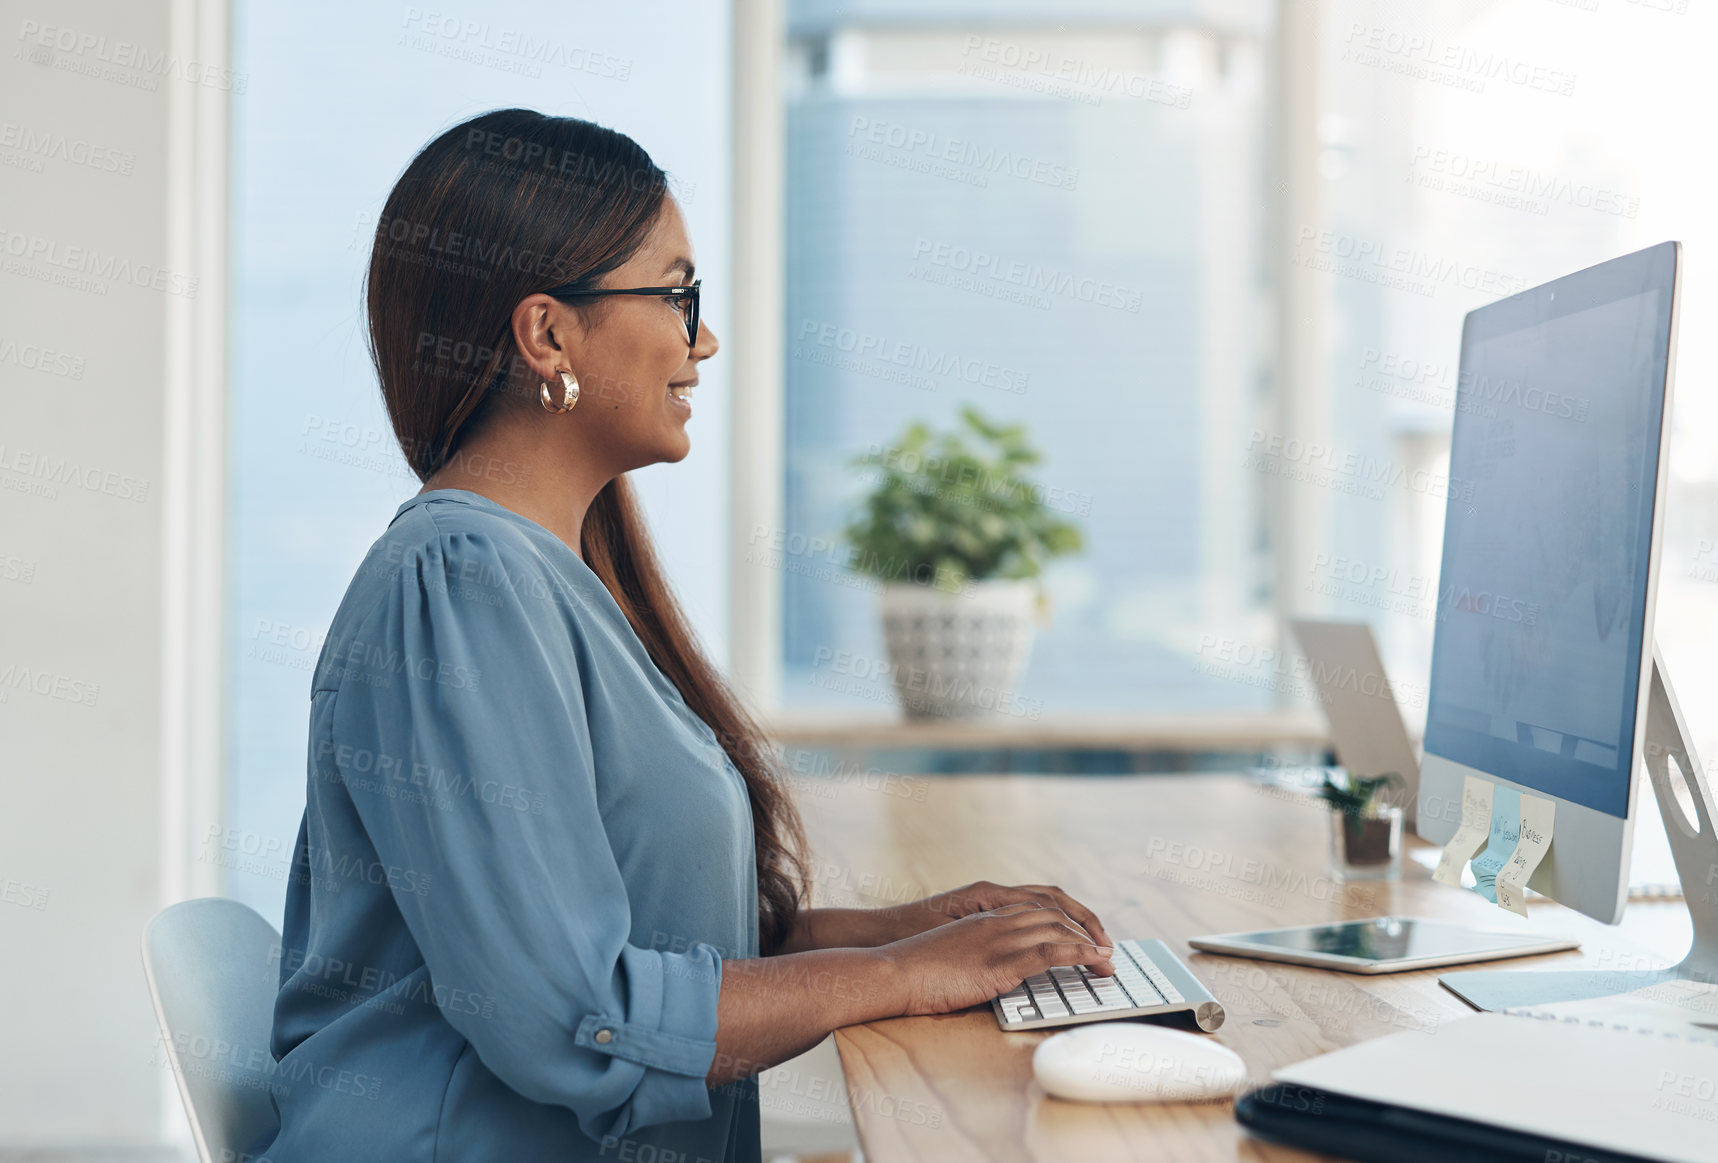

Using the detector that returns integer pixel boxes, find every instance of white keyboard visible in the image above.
[991,938,1226,1033]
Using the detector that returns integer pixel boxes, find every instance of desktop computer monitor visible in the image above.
[1415,241,1682,928]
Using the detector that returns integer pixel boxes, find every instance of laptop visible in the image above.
[1288,619,1421,827]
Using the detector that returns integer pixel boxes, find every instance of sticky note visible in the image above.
[1433,775,1495,888]
[1469,786,1522,903]
[1494,793,1555,916]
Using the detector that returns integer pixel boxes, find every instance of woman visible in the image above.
[258,108,1116,1163]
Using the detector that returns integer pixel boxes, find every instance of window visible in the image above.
[777,6,1277,715]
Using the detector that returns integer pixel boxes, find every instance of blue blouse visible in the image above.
[255,489,762,1162]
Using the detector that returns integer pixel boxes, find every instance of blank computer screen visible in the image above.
[1424,248,1675,820]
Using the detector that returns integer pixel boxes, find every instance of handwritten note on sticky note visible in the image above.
[1495,792,1555,916]
[1433,776,1495,888]
[1470,786,1522,903]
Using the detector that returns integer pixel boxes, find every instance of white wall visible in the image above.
[0,0,226,1145]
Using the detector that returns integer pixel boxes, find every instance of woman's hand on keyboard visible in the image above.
[877,901,1116,1017]
[878,880,1114,950]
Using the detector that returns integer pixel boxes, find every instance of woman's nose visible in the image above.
[691,317,719,360]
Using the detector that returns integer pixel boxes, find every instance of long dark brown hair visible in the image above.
[364,108,807,955]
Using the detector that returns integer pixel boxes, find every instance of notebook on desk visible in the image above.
[1236,1013,1717,1163]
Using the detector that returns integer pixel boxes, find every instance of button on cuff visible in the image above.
[574,1013,717,1077]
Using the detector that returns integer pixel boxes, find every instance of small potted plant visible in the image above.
[844,407,1084,720]
[1318,772,1406,880]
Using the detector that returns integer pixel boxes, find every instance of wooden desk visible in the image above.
[796,773,1691,1162]
[768,711,1328,755]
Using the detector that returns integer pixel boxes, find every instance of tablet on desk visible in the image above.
[1187,917,1578,974]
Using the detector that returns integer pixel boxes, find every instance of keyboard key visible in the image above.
[1117,977,1163,1008]
[1143,964,1184,1004]
[1057,977,1098,1005]
[1028,983,1066,1010]
[1089,979,1129,1003]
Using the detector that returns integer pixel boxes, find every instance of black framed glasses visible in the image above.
[541,278,700,346]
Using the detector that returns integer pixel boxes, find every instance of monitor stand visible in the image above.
[1440,648,1718,1016]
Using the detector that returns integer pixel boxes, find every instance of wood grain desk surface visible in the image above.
[795,772,1692,1163]
[767,711,1329,753]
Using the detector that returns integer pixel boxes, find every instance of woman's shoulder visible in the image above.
[319,493,597,664]
[354,493,569,591]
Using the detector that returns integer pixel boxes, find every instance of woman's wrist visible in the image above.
[785,906,938,952]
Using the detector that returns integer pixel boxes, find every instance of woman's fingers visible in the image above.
[1016,934,1114,976]
[934,882,1114,953]
[1014,884,1113,951]
[985,910,1114,975]
[987,900,1102,949]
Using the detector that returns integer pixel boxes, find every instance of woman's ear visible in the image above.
[511,294,584,380]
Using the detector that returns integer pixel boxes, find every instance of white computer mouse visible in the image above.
[1032,1022,1248,1104]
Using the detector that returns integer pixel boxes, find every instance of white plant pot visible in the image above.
[878,580,1039,720]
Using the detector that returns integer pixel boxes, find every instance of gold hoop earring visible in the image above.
[540,368,580,413]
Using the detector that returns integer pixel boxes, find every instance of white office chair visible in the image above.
[142,898,859,1162]
[141,897,283,1163]
[757,1033,861,1162]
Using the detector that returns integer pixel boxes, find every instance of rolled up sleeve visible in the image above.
[325,526,723,1141]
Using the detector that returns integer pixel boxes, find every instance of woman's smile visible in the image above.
[668,378,696,414]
